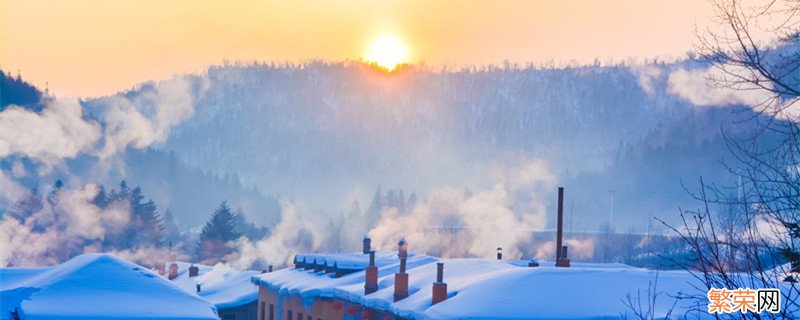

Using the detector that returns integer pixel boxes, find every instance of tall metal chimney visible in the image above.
[556,187,564,263]
[556,187,571,268]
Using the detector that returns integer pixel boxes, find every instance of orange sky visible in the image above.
[1,0,715,98]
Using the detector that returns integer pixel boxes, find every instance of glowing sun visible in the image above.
[366,35,408,71]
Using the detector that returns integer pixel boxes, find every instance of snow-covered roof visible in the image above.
[169,261,259,309]
[253,251,437,306]
[252,251,718,319]
[294,251,407,271]
[0,253,218,320]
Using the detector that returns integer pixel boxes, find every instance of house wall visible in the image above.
[219,300,258,320]
[257,285,347,320]
[255,285,410,320]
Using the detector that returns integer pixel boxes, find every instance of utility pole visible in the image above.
[608,189,615,226]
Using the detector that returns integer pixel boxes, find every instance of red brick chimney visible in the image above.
[365,251,378,295]
[431,262,447,305]
[168,262,179,280]
[188,264,199,277]
[155,262,166,275]
[394,273,409,301]
[394,238,409,302]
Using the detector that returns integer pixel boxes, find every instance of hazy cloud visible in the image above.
[667,67,772,108]
[94,76,203,158]
[0,76,205,168]
[631,64,662,95]
[0,98,101,168]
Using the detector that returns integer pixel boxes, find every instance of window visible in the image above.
[223,315,236,320]
[307,316,312,320]
[287,310,293,320]
[268,304,274,320]
[298,313,303,320]
[260,302,265,320]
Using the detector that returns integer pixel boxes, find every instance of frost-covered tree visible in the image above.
[366,185,384,229]
[9,188,43,222]
[232,208,268,241]
[666,1,800,318]
[129,187,164,247]
[407,191,418,212]
[162,209,181,245]
[199,201,241,262]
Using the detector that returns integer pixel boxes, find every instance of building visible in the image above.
[251,243,724,320]
[167,261,260,320]
[248,186,792,318]
[0,253,219,320]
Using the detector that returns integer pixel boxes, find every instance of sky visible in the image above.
[1,0,715,98]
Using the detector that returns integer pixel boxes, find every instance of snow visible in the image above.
[0,253,218,320]
[253,252,779,319]
[169,262,259,309]
[295,251,414,270]
[253,251,438,308]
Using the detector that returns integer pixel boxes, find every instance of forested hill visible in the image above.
[135,61,768,229]
[0,70,281,229]
[1,70,44,111]
[4,62,778,230]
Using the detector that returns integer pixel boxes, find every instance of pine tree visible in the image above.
[129,187,164,247]
[10,188,43,222]
[397,190,406,214]
[366,185,384,229]
[199,201,241,261]
[385,190,399,209]
[346,199,364,248]
[92,185,109,208]
[162,209,182,245]
[407,191,418,212]
[46,179,63,205]
[232,208,268,240]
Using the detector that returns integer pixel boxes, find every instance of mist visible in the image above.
[2,59,789,268]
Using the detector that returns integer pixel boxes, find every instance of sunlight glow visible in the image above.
[366,35,408,71]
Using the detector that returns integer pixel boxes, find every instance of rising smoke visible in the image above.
[0,76,204,267]
[225,158,562,268]
[0,184,127,265]
[369,159,556,259]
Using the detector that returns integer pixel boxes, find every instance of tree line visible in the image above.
[5,180,266,266]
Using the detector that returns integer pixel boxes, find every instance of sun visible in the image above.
[366,35,408,71]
